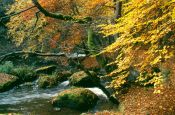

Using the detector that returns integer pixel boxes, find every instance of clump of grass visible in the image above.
[11,66,37,83]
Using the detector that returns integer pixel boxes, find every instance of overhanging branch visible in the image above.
[32,0,92,23]
[0,0,92,24]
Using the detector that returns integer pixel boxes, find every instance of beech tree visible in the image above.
[101,0,175,93]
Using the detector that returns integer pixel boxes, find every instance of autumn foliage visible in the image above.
[101,0,175,93]
[6,0,175,94]
[3,0,175,114]
[7,0,113,53]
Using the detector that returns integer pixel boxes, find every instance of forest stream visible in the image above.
[0,80,117,115]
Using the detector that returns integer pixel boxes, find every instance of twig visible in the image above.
[32,11,40,31]
[0,5,36,22]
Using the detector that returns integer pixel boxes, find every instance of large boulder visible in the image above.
[0,73,18,92]
[38,75,58,88]
[52,88,99,111]
[69,71,100,87]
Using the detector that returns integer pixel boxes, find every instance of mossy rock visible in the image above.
[38,75,58,88]
[69,71,100,87]
[56,71,72,82]
[35,65,57,74]
[11,66,37,83]
[52,88,99,111]
[0,73,18,92]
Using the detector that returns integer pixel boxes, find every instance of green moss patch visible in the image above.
[52,88,99,111]
[69,71,100,87]
[38,75,58,88]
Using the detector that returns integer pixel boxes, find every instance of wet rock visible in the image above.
[0,73,18,92]
[56,71,72,82]
[52,88,99,111]
[69,71,100,87]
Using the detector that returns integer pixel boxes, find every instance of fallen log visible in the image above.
[0,51,86,64]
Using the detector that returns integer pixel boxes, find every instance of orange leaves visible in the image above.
[82,56,100,69]
[85,0,109,9]
[60,24,84,53]
[83,0,113,18]
[39,0,72,14]
[20,7,37,21]
[39,0,59,10]
[49,32,61,48]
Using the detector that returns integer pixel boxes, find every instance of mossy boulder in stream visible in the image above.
[69,71,100,87]
[38,75,58,88]
[0,73,18,92]
[56,71,72,82]
[52,88,99,111]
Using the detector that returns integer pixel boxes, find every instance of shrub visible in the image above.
[0,61,14,74]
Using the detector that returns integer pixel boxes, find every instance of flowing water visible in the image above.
[0,80,117,115]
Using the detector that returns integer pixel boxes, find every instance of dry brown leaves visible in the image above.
[117,84,175,115]
[0,73,15,84]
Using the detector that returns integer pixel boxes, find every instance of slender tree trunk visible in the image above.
[114,0,122,19]
[113,0,122,39]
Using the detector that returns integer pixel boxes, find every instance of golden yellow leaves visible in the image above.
[136,72,165,94]
[83,0,114,18]
[172,7,175,21]
[101,0,175,92]
[110,71,129,93]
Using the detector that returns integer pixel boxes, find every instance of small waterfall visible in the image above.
[59,80,70,87]
[86,87,108,101]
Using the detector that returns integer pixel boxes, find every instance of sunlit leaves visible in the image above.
[101,0,175,92]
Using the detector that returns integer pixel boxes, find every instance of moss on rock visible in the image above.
[56,71,72,82]
[69,71,100,87]
[52,88,99,111]
[0,73,18,92]
[38,75,58,88]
